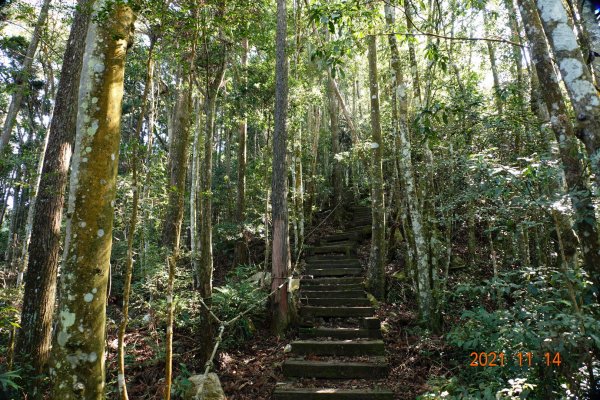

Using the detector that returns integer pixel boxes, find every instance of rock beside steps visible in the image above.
[273,206,393,399]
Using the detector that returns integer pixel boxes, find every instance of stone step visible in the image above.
[306,254,356,260]
[291,340,385,356]
[273,387,394,400]
[346,225,371,234]
[321,232,361,244]
[305,259,361,267]
[301,306,375,318]
[305,267,362,277]
[300,283,363,291]
[282,358,388,379]
[299,327,382,339]
[349,219,372,227]
[308,244,356,256]
[301,276,363,285]
[301,290,365,298]
[361,317,382,330]
[301,297,371,307]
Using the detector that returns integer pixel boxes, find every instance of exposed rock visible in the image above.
[184,373,226,400]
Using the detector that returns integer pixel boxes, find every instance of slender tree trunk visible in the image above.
[519,0,600,289]
[327,76,342,222]
[50,4,134,398]
[403,0,422,105]
[366,34,385,300]
[486,38,503,115]
[198,56,225,360]
[0,0,52,154]
[191,98,202,286]
[271,0,290,334]
[305,106,320,226]
[234,38,249,266]
[534,0,600,189]
[15,0,93,384]
[164,255,176,400]
[293,127,304,256]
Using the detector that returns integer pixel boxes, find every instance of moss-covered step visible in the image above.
[282,358,388,379]
[302,297,371,307]
[301,289,365,298]
[299,327,381,339]
[272,387,394,400]
[300,306,375,318]
[305,267,362,277]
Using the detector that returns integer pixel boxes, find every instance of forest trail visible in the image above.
[272,206,393,399]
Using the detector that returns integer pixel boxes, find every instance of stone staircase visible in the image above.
[273,206,393,399]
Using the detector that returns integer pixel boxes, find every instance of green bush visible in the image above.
[422,268,600,399]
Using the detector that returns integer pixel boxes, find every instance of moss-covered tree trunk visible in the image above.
[49,3,134,398]
[366,34,385,300]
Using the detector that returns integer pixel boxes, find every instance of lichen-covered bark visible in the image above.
[519,0,600,288]
[271,0,291,334]
[367,34,386,300]
[50,4,134,399]
[534,0,600,189]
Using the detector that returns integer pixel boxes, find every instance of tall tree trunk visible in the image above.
[305,106,320,226]
[50,4,134,399]
[486,35,503,115]
[15,0,93,384]
[198,55,226,361]
[234,38,249,266]
[327,76,342,222]
[385,3,433,323]
[0,0,52,154]
[519,0,600,288]
[161,83,192,248]
[293,127,304,256]
[366,34,385,300]
[271,0,290,334]
[534,0,600,189]
[16,122,51,287]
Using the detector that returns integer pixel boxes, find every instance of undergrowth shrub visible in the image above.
[421,267,600,399]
